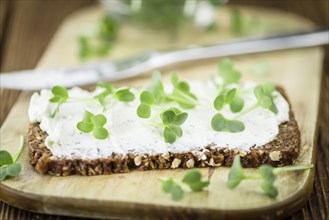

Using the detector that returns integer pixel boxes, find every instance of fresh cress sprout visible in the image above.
[137,91,155,118]
[211,113,245,133]
[161,108,188,144]
[49,86,69,117]
[136,72,196,143]
[254,82,278,114]
[216,59,245,109]
[77,111,109,139]
[160,170,210,201]
[210,59,247,133]
[0,136,24,181]
[167,73,198,109]
[146,72,198,109]
[234,82,278,119]
[218,59,241,87]
[211,88,245,132]
[227,155,314,198]
[95,82,135,111]
[79,16,118,59]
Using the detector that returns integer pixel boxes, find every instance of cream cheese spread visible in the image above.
[28,81,290,160]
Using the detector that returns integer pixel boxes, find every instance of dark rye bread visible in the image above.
[27,88,300,176]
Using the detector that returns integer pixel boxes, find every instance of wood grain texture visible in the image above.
[0,1,328,220]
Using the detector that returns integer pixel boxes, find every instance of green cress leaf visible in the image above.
[96,93,106,109]
[177,81,190,93]
[161,177,185,201]
[49,86,69,117]
[214,95,225,111]
[182,170,210,191]
[148,72,165,101]
[172,112,188,126]
[227,155,244,189]
[136,91,155,119]
[51,86,68,99]
[91,114,107,126]
[183,170,202,183]
[225,88,237,104]
[259,165,278,198]
[188,181,210,192]
[77,122,93,133]
[259,165,276,183]
[0,168,7,181]
[6,163,22,177]
[114,88,135,102]
[227,120,245,133]
[230,96,244,113]
[269,102,278,114]
[162,178,175,193]
[137,104,151,118]
[83,110,94,122]
[261,82,275,95]
[97,82,113,93]
[169,107,181,115]
[171,184,184,201]
[93,127,109,139]
[0,166,20,181]
[168,125,183,137]
[78,36,91,59]
[211,113,227,132]
[164,127,177,144]
[49,97,61,103]
[254,85,264,100]
[259,96,272,108]
[260,181,278,198]
[171,73,179,86]
[218,59,241,85]
[140,90,155,105]
[0,151,13,166]
[162,110,176,125]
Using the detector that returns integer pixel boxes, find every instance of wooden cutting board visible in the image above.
[0,5,324,219]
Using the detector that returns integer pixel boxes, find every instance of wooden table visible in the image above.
[0,1,328,219]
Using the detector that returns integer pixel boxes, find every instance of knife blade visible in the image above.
[1,29,328,90]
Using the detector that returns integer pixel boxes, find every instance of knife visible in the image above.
[1,29,328,90]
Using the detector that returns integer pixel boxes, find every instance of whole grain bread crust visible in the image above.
[27,88,300,176]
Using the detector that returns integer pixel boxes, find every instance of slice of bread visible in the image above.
[27,88,300,176]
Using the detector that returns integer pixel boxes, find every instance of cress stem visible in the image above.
[233,103,259,119]
[273,164,314,174]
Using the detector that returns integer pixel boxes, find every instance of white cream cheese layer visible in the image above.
[28,81,290,160]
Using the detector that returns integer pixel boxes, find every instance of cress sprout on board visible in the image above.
[160,170,210,201]
[227,155,314,198]
[0,136,24,181]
